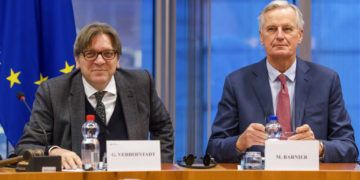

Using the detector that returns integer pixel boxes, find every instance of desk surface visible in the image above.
[1,163,360,180]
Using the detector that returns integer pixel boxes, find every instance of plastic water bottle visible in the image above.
[81,114,100,170]
[265,115,282,140]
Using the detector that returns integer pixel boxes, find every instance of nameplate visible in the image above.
[265,140,319,170]
[107,140,161,171]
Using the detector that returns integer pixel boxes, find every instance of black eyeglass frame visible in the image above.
[81,49,118,61]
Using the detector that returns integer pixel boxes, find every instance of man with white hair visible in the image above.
[207,0,358,163]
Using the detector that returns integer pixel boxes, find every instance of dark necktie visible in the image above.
[94,91,106,124]
[276,74,291,133]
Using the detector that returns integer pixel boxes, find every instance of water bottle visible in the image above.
[81,114,100,170]
[265,115,282,140]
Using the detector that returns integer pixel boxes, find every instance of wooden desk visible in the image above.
[1,163,359,180]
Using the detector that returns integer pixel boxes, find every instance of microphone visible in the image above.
[16,91,32,113]
[8,92,61,171]
[16,91,50,155]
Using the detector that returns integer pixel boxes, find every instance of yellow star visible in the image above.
[34,73,49,85]
[6,68,21,88]
[60,61,74,74]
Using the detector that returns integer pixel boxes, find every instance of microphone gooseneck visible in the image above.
[16,91,50,154]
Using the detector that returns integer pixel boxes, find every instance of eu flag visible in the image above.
[0,0,76,146]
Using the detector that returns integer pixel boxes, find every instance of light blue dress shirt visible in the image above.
[266,59,296,130]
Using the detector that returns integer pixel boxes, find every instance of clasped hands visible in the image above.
[236,123,323,156]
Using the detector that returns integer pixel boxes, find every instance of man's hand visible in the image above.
[288,124,324,156]
[288,124,315,140]
[236,123,267,152]
[49,148,82,170]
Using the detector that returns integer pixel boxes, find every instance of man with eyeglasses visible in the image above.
[15,22,174,169]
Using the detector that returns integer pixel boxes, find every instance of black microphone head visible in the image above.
[16,91,25,100]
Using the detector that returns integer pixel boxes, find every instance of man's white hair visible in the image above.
[258,0,304,31]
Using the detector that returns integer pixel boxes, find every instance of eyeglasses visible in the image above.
[81,49,118,61]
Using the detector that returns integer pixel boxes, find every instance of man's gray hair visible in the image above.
[258,0,304,31]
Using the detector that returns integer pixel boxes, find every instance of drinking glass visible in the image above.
[243,151,262,169]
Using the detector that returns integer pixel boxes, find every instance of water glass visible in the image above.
[243,151,262,169]
[98,152,107,170]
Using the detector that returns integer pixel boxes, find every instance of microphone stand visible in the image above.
[17,92,50,154]
[10,92,61,172]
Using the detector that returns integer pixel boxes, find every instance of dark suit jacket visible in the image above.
[15,69,174,162]
[207,58,358,163]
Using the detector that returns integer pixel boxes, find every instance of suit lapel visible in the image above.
[251,60,274,121]
[69,71,86,155]
[294,59,311,128]
[114,71,138,139]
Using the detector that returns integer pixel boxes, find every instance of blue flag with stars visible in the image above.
[0,0,76,146]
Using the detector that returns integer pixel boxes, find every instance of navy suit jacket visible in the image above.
[207,58,358,163]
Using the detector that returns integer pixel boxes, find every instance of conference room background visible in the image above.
[0,0,359,161]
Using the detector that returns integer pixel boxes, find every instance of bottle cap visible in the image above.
[267,115,278,122]
[86,114,95,121]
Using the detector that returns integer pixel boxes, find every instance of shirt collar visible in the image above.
[82,76,117,98]
[266,58,296,82]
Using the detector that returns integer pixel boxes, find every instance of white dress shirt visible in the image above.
[82,76,117,125]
